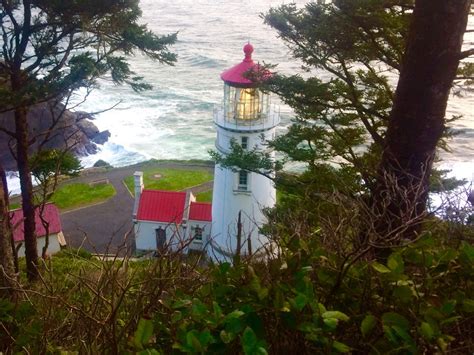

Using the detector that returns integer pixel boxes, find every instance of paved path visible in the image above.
[60,161,214,255]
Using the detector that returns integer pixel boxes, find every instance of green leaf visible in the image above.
[462,299,474,313]
[171,311,182,323]
[382,312,409,330]
[392,325,415,345]
[186,330,203,352]
[292,293,308,311]
[461,242,474,262]
[137,350,161,355]
[440,316,461,326]
[371,262,391,273]
[420,322,434,340]
[198,329,214,347]
[220,330,235,344]
[393,286,413,303]
[332,341,351,353]
[361,315,376,337]
[172,299,192,309]
[323,318,338,330]
[133,318,154,350]
[242,327,257,354]
[213,301,223,319]
[191,300,208,318]
[388,253,404,274]
[322,311,349,322]
[225,310,245,320]
[441,300,457,315]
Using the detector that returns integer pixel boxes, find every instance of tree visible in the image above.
[373,0,471,243]
[30,149,81,258]
[0,164,16,297]
[0,0,176,280]
[214,0,472,251]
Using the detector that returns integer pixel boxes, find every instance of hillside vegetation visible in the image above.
[1,211,473,353]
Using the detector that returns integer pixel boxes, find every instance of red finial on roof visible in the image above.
[243,43,254,62]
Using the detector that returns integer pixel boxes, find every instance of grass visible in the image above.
[124,168,213,196]
[196,189,213,202]
[50,182,116,210]
[9,202,21,210]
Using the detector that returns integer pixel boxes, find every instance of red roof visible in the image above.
[189,202,212,222]
[137,190,187,223]
[221,43,269,87]
[10,203,62,242]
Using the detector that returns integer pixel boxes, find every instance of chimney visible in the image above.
[132,171,144,220]
[182,190,195,223]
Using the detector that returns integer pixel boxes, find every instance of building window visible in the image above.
[193,226,203,241]
[238,170,249,191]
[241,136,248,150]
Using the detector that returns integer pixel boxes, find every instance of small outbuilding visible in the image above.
[10,203,66,257]
[132,172,212,254]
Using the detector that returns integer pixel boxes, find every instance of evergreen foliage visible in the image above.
[0,0,176,279]
[0,218,472,353]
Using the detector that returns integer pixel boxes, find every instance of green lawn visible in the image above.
[125,168,213,196]
[50,182,116,210]
[196,190,213,202]
[9,202,21,210]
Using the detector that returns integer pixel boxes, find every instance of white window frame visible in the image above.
[237,170,250,192]
[241,136,249,150]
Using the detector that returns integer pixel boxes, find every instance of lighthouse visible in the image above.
[210,43,280,259]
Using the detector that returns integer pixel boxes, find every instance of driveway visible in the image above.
[60,161,213,255]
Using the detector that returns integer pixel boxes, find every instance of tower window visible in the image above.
[238,171,248,191]
[241,136,248,150]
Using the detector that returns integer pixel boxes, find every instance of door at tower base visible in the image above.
[210,165,276,261]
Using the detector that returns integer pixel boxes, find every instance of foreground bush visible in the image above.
[0,225,473,353]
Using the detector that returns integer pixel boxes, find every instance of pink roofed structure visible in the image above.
[10,203,66,257]
[137,190,187,223]
[10,203,62,242]
[220,43,270,87]
[189,202,212,222]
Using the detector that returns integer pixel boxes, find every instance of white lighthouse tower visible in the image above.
[210,43,280,260]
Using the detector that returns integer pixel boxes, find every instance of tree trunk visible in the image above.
[373,0,471,243]
[0,164,19,273]
[14,105,39,281]
[0,164,17,297]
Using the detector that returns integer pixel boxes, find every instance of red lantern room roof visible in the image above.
[221,43,269,87]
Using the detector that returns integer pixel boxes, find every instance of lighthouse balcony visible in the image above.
[214,106,280,132]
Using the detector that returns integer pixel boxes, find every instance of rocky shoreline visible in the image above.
[0,103,110,171]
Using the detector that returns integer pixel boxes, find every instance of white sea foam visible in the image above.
[7,0,473,195]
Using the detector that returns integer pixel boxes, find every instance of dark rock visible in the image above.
[77,119,100,139]
[93,159,112,168]
[74,111,95,121]
[92,130,111,145]
[0,102,102,170]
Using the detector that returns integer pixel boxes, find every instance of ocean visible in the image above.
[6,0,474,192]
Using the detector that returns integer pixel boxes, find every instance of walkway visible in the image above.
[60,161,213,255]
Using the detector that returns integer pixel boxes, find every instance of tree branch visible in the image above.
[459,48,474,59]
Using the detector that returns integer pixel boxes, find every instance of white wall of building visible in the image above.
[135,220,210,253]
[16,232,64,258]
[211,124,276,259]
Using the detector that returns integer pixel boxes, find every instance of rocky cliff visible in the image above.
[0,103,110,170]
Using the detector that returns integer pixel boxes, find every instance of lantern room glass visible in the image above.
[224,84,269,121]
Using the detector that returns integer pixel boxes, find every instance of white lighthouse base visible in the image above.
[210,163,275,261]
